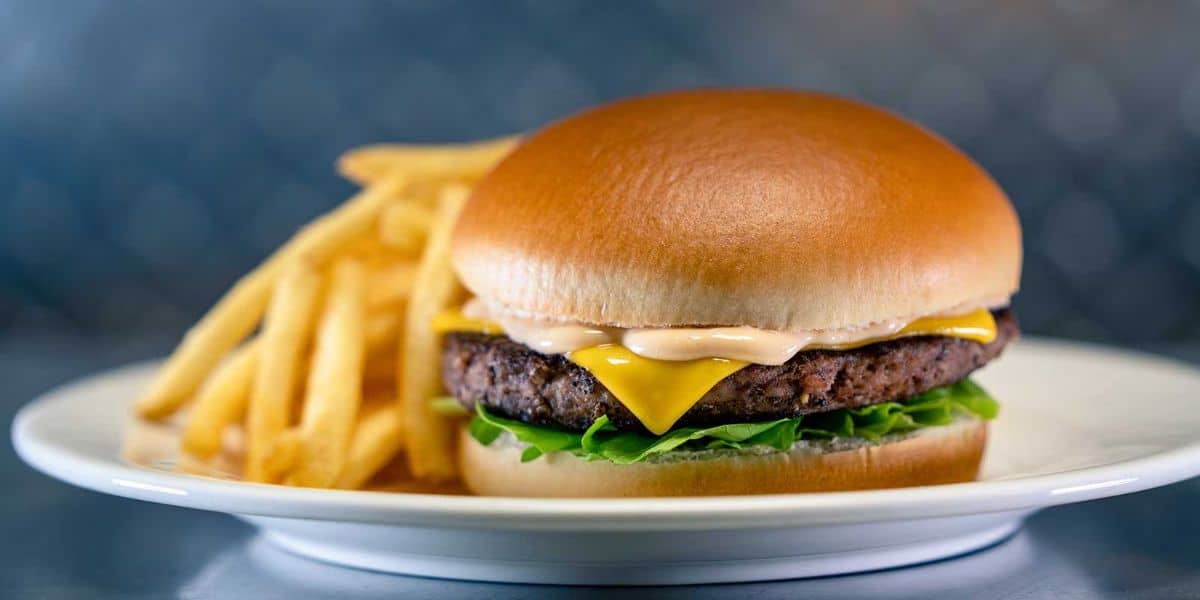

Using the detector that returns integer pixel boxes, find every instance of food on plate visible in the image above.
[436,89,1022,496]
[245,260,322,483]
[335,400,405,489]
[135,178,408,421]
[136,138,516,490]
[399,184,472,480]
[136,88,1021,497]
[337,136,520,186]
[180,344,256,459]
[288,259,368,487]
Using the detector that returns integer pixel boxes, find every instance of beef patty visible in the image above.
[443,309,1018,433]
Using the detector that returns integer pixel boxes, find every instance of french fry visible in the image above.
[367,262,417,309]
[363,353,398,387]
[290,259,368,487]
[144,135,515,490]
[366,312,402,352]
[265,429,301,477]
[135,273,271,421]
[378,203,432,256]
[135,177,407,420]
[405,178,457,209]
[337,136,519,186]
[401,184,470,480]
[335,402,404,490]
[244,262,322,483]
[343,236,391,262]
[180,343,258,459]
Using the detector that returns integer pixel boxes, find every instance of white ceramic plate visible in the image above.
[13,338,1200,585]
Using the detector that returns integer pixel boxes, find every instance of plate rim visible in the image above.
[13,337,1200,532]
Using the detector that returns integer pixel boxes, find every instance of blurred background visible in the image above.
[3,0,1200,354]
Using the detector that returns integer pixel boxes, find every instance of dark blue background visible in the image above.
[3,1,1200,345]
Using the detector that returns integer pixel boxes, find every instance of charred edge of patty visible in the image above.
[443,309,1018,434]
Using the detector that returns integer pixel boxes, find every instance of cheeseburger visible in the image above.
[434,89,1021,497]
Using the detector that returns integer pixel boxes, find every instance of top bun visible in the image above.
[451,89,1022,331]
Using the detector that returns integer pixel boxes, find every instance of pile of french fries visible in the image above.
[134,136,519,489]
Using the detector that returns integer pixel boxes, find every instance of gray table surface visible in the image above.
[5,334,1200,599]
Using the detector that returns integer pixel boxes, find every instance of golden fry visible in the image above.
[135,274,271,420]
[367,262,417,309]
[404,178,456,209]
[342,236,393,264]
[366,312,402,352]
[401,184,470,481]
[143,132,512,490]
[136,177,407,420]
[337,136,519,186]
[335,402,404,490]
[266,429,301,478]
[181,343,258,459]
[291,259,369,487]
[363,353,398,387]
[244,262,322,483]
[378,203,433,256]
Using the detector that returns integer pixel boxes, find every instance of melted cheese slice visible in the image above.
[434,308,997,434]
[431,311,504,335]
[827,308,997,350]
[567,345,747,434]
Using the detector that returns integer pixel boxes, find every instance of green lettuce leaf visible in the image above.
[467,378,998,464]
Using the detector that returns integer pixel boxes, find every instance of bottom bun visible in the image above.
[457,417,987,497]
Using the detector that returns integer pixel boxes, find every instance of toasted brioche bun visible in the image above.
[452,89,1021,331]
[457,417,987,497]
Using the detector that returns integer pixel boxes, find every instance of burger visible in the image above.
[433,89,1021,497]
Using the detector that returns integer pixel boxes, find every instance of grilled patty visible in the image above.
[443,310,1018,433]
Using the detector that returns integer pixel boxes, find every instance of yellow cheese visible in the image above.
[898,308,996,344]
[431,311,504,336]
[567,345,747,435]
[821,308,998,350]
[433,307,998,434]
